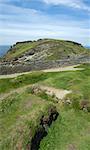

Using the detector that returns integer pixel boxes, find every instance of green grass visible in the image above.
[39,64,90,101]
[5,42,37,59]
[0,63,90,149]
[0,72,47,93]
[0,64,90,101]
[0,90,53,149]
[40,108,90,150]
[46,41,88,60]
[3,39,90,60]
[26,87,57,104]
[39,64,90,150]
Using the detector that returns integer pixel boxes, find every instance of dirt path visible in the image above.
[43,65,83,72]
[36,85,72,100]
[0,71,32,79]
[0,65,83,79]
[0,84,32,101]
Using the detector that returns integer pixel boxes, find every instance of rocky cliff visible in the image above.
[0,39,90,74]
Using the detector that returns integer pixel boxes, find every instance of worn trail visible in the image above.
[0,65,83,79]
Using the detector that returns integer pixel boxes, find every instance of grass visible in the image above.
[26,87,57,103]
[0,72,47,93]
[46,41,88,60]
[39,63,90,150]
[40,108,90,150]
[4,42,37,60]
[0,64,90,95]
[3,39,90,60]
[0,63,90,149]
[0,90,53,149]
[39,64,90,101]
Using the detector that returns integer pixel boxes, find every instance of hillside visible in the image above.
[3,39,90,61]
[0,39,90,75]
[0,64,90,149]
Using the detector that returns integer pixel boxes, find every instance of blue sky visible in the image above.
[0,0,90,46]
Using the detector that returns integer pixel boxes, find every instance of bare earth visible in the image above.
[43,64,83,72]
[37,85,71,100]
[0,64,83,79]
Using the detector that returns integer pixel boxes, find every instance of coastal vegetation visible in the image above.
[0,63,90,149]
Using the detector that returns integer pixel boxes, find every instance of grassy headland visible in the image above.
[0,63,90,149]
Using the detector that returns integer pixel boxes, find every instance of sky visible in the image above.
[0,0,90,46]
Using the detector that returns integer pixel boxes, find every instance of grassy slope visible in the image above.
[40,64,90,150]
[0,91,53,149]
[46,40,89,60]
[4,42,37,60]
[40,64,90,101]
[3,39,89,60]
[40,108,90,150]
[0,72,47,94]
[0,64,90,149]
[0,64,89,101]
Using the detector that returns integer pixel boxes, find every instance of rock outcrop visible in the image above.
[0,39,90,74]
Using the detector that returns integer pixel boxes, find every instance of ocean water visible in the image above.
[0,45,10,57]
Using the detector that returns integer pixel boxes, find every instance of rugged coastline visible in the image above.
[0,39,90,75]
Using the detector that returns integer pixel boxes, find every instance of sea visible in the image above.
[0,45,89,58]
[0,45,10,57]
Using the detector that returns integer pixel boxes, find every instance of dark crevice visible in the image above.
[30,126,47,150]
[28,106,59,150]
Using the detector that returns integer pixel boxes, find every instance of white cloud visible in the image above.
[0,22,89,46]
[0,3,90,46]
[42,0,90,11]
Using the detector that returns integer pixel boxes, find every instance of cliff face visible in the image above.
[0,39,90,74]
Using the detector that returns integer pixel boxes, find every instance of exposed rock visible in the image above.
[25,49,35,56]
[0,39,90,74]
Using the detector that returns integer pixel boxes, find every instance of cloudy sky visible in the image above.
[0,0,90,46]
